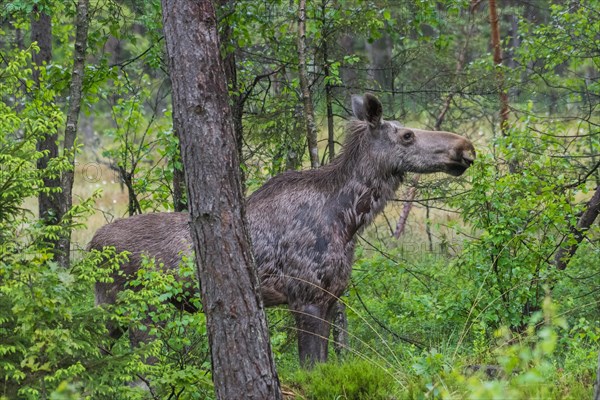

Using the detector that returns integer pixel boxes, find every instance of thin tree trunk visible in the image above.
[332,302,348,358]
[489,0,511,138]
[324,57,335,163]
[554,185,600,270]
[31,8,61,242]
[297,0,319,169]
[425,203,433,252]
[319,1,348,355]
[118,166,142,216]
[220,0,246,190]
[57,0,89,268]
[321,0,335,163]
[171,77,187,211]
[394,177,419,238]
[15,27,25,50]
[161,1,282,398]
[172,125,187,212]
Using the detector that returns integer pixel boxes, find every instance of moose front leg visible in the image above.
[292,303,333,368]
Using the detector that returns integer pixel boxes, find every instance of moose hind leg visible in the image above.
[292,303,332,367]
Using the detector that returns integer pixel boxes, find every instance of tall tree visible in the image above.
[31,7,60,232]
[219,0,246,188]
[297,0,320,169]
[321,0,335,162]
[57,0,90,267]
[161,0,283,398]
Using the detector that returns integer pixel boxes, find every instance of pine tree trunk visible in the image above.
[57,0,89,268]
[297,0,319,169]
[161,1,282,398]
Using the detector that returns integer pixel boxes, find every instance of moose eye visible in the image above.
[401,130,414,143]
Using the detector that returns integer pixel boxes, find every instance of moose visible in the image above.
[90,93,475,367]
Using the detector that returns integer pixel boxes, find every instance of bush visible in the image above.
[287,359,398,400]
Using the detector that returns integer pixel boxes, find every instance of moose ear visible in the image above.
[352,93,383,127]
[363,93,382,127]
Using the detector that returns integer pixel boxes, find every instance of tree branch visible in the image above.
[554,185,600,270]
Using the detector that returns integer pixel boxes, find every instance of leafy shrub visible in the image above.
[104,255,213,399]
[0,45,212,398]
[287,359,398,400]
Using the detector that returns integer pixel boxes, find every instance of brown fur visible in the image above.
[89,93,475,366]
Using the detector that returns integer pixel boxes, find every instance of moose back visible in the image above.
[89,93,475,366]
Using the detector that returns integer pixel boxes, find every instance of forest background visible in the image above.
[1,0,600,398]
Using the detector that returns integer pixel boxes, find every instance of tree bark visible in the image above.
[394,176,420,238]
[57,0,89,268]
[119,166,142,216]
[297,0,320,169]
[171,75,187,212]
[31,8,62,250]
[161,1,282,399]
[321,0,335,163]
[219,0,246,190]
[332,302,348,358]
[325,80,335,162]
[172,124,187,212]
[554,185,600,270]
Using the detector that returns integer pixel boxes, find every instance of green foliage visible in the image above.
[288,359,398,400]
[0,38,209,399]
[2,0,600,398]
[90,256,213,399]
[0,241,212,398]
[0,244,124,398]
[517,1,600,112]
[101,70,175,213]
[446,298,579,400]
[0,44,64,224]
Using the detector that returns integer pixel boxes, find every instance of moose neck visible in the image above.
[330,148,404,242]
